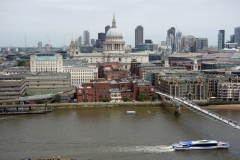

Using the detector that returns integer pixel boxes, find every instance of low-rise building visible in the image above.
[76,79,155,102]
[0,75,26,100]
[218,83,240,101]
[25,73,71,95]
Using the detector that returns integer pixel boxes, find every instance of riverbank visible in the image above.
[206,104,240,110]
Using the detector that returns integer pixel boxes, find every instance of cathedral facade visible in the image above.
[68,15,149,70]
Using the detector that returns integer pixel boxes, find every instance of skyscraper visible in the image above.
[91,39,96,46]
[45,44,51,52]
[195,38,208,52]
[218,30,225,50]
[234,27,240,47]
[167,27,175,51]
[38,42,42,52]
[135,25,143,47]
[83,30,90,46]
[175,31,182,52]
[230,35,235,43]
[78,36,82,46]
[105,25,110,34]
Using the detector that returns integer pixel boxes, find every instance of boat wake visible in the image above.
[111,145,174,153]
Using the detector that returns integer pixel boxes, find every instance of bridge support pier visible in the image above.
[174,105,181,115]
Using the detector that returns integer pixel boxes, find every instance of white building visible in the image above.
[63,65,97,86]
[30,53,63,73]
[30,54,98,86]
[68,14,149,70]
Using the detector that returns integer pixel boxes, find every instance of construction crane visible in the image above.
[46,35,52,51]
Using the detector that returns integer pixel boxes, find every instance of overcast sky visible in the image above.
[0,0,239,48]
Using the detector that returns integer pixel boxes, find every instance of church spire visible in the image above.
[112,14,116,28]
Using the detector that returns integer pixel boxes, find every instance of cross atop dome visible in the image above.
[112,14,116,28]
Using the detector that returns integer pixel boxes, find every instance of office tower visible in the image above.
[91,39,96,46]
[83,30,90,46]
[78,36,82,46]
[38,42,42,52]
[175,31,182,52]
[230,35,235,43]
[98,33,106,40]
[167,27,175,51]
[218,30,225,50]
[195,38,208,52]
[96,33,106,48]
[181,35,196,52]
[105,25,110,34]
[45,44,51,52]
[161,41,166,46]
[167,27,175,37]
[135,25,143,47]
[166,36,172,47]
[234,27,240,47]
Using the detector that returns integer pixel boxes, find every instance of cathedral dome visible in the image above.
[106,28,122,38]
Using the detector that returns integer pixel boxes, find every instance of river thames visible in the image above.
[0,106,240,160]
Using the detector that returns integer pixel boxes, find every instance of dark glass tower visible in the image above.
[135,25,143,47]
[218,30,225,50]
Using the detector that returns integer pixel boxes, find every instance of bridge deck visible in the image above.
[156,92,240,130]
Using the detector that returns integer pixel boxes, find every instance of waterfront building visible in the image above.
[234,27,240,47]
[76,78,155,102]
[135,25,144,47]
[0,75,26,100]
[218,83,240,101]
[83,30,90,46]
[158,76,207,100]
[24,72,71,95]
[38,42,42,52]
[218,30,225,50]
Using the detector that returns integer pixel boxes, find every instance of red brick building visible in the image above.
[97,62,129,81]
[76,78,155,102]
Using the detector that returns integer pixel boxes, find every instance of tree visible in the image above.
[102,98,110,102]
[123,97,128,102]
[152,94,158,101]
[131,59,137,62]
[52,94,60,103]
[138,93,145,101]
[37,100,44,104]
[17,60,26,66]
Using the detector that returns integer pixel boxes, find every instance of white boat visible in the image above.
[125,111,137,115]
[172,140,229,150]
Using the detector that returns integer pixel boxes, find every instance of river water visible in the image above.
[0,106,240,160]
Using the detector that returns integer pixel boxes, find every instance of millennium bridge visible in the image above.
[156,91,240,130]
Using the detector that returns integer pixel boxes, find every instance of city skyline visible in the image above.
[0,0,239,47]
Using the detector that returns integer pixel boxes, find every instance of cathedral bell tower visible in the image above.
[69,38,80,58]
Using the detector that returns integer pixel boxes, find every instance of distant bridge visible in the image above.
[156,91,240,130]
